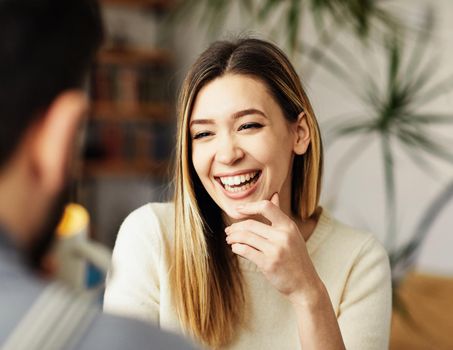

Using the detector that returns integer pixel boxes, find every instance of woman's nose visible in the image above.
[215,134,245,165]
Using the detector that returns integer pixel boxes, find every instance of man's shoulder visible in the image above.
[79,312,196,350]
[0,277,196,350]
[0,245,47,345]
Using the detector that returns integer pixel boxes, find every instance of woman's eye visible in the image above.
[238,123,263,131]
[193,131,213,140]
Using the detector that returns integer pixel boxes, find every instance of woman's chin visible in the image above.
[222,207,248,222]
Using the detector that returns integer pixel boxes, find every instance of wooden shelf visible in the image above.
[91,101,173,121]
[82,159,171,178]
[97,47,172,66]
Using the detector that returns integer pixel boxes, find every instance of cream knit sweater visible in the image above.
[104,202,392,350]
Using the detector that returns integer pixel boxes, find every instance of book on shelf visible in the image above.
[83,119,173,173]
[85,45,174,177]
[91,63,172,108]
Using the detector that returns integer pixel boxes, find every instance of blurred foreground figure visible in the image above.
[0,1,195,348]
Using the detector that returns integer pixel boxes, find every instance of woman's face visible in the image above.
[190,74,306,221]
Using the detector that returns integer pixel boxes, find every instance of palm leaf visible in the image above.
[333,120,375,137]
[391,179,453,275]
[397,137,439,177]
[413,74,453,108]
[257,0,281,21]
[404,6,435,78]
[382,133,397,250]
[404,113,453,124]
[287,0,302,53]
[398,128,453,164]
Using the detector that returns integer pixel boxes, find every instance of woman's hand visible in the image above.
[225,193,323,305]
[227,193,346,349]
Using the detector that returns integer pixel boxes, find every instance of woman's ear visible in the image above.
[30,90,88,195]
[293,112,310,155]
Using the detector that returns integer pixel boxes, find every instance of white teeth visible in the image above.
[223,177,233,186]
[224,182,253,193]
[219,171,258,187]
[220,171,260,193]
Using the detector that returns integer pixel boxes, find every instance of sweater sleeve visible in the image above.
[337,236,392,350]
[103,205,161,326]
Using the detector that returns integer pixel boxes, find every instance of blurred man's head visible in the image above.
[0,0,103,268]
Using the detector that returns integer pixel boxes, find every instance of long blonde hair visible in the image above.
[170,38,323,348]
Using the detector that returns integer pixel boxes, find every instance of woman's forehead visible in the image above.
[190,74,280,122]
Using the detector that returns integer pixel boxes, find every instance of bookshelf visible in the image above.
[84,45,175,179]
[76,0,177,246]
[97,47,172,65]
[92,101,171,121]
[84,159,170,178]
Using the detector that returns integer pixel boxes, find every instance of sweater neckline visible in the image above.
[237,207,333,272]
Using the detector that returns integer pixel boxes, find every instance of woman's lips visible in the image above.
[215,171,262,200]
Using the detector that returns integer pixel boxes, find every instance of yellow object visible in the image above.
[56,203,89,238]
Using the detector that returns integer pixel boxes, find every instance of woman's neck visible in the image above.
[294,207,322,242]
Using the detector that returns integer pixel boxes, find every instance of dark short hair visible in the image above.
[0,0,103,168]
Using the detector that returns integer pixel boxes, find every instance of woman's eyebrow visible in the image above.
[190,108,268,128]
[231,108,268,120]
[190,118,214,127]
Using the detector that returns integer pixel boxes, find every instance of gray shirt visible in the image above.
[0,229,196,350]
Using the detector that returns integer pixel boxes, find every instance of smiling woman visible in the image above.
[103,38,392,350]
[190,75,308,218]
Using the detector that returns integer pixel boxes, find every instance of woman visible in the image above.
[104,38,392,349]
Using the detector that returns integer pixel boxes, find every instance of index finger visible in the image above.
[235,199,288,226]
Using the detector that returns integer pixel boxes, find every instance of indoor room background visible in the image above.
[76,1,453,348]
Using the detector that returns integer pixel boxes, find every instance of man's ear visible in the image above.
[30,90,88,195]
[293,112,310,155]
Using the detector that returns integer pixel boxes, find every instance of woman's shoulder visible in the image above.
[115,202,175,251]
[312,209,388,263]
[312,209,391,298]
[121,202,174,230]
